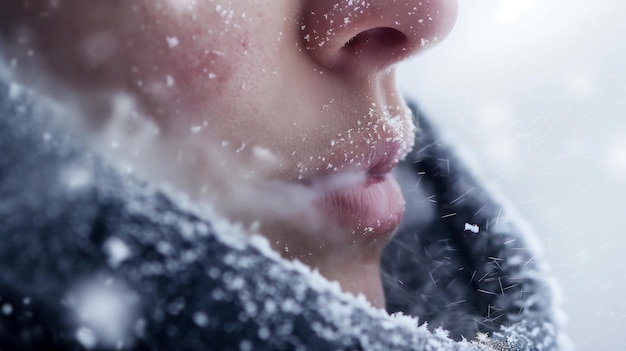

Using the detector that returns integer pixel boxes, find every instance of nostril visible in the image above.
[301,0,458,72]
[342,27,408,52]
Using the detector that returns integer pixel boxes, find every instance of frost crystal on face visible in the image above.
[166,36,180,48]
[189,121,209,134]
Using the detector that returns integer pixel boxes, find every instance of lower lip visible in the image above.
[315,173,405,239]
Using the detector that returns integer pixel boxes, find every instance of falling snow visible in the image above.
[1,303,12,316]
[464,223,480,234]
[75,327,97,349]
[103,237,132,268]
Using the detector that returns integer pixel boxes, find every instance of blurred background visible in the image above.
[399,1,626,350]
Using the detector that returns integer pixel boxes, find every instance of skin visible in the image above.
[0,0,458,308]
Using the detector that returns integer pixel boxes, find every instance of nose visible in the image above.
[300,0,458,73]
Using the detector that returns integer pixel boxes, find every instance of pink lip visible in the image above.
[367,140,403,177]
[303,139,408,239]
[319,172,405,238]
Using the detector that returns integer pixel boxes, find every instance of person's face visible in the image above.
[1,0,457,257]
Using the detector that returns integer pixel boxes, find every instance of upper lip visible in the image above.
[297,89,416,184]
[349,104,416,178]
[366,140,405,177]
[300,130,414,184]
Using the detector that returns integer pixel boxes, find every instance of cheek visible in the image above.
[131,19,247,129]
[153,32,287,136]
[121,2,304,161]
[156,34,255,132]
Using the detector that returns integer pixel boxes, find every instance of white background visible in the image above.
[399,1,626,350]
